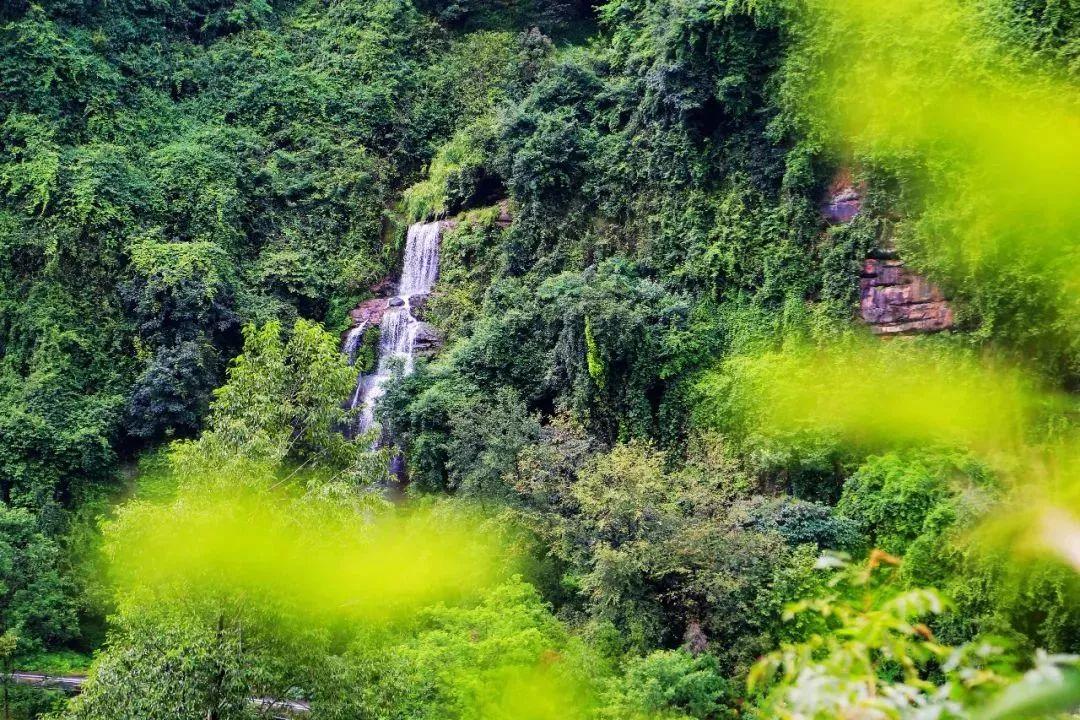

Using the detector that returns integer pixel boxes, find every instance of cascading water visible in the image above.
[347,221,442,438]
[342,321,368,364]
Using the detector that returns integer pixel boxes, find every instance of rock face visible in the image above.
[860,254,954,335]
[349,297,389,327]
[409,292,430,321]
[369,276,398,297]
[823,168,954,335]
[495,200,512,228]
[682,620,708,656]
[412,321,442,354]
[821,168,863,224]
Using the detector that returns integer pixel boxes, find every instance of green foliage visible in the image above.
[415,0,592,32]
[837,451,983,556]
[59,457,590,720]
[61,615,257,720]
[404,122,502,222]
[446,388,540,497]
[599,650,735,720]
[3,0,1079,716]
[832,449,1080,653]
[504,436,849,669]
[175,319,357,472]
[12,649,90,680]
[583,316,605,386]
[0,114,61,214]
[747,556,1079,720]
[0,505,79,653]
[315,578,597,719]
[120,236,240,438]
[743,496,862,551]
[423,209,507,340]
[353,325,381,374]
[0,0,534,532]
[781,0,1080,381]
[393,258,698,455]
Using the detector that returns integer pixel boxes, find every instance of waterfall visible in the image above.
[347,221,442,437]
[342,321,367,365]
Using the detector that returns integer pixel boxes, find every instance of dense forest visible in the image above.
[1,0,1078,717]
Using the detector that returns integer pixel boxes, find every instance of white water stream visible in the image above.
[347,221,441,437]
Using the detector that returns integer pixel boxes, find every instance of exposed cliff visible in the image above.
[823,172,954,335]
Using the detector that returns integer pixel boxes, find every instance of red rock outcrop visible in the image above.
[821,168,864,224]
[822,168,954,336]
[860,255,953,335]
[348,297,388,327]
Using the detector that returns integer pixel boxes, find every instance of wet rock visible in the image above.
[348,297,388,327]
[409,292,430,320]
[388,296,405,308]
[370,276,398,297]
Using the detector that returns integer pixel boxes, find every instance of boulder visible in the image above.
[388,296,405,308]
[411,321,443,354]
[409,292,430,320]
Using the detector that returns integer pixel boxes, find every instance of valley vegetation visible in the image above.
[0,0,1077,718]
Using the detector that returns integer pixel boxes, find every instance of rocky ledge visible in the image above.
[822,169,954,336]
[412,321,442,355]
[821,169,863,224]
[860,255,953,335]
[349,297,389,328]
